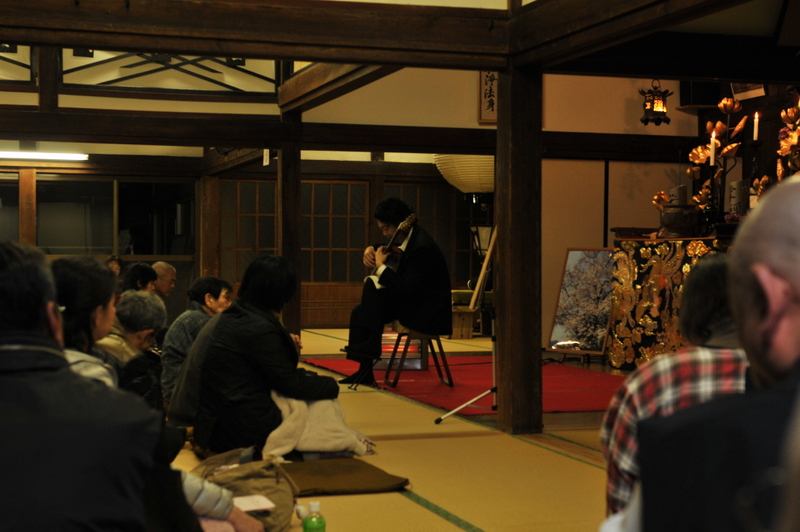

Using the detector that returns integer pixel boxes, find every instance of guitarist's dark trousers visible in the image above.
[346,279,398,365]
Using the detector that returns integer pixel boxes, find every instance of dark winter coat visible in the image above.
[194,301,339,453]
[377,224,452,336]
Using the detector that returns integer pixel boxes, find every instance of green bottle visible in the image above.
[303,501,326,532]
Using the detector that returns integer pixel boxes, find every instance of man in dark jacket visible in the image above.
[194,255,339,453]
[340,197,452,386]
[0,241,200,532]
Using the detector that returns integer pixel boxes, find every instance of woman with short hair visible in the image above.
[161,276,232,406]
[194,255,340,453]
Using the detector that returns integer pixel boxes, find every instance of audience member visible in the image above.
[153,261,177,299]
[0,241,200,531]
[192,255,339,453]
[161,276,232,406]
[104,254,123,277]
[632,177,800,531]
[53,257,263,532]
[121,261,159,293]
[99,290,165,365]
[340,197,452,385]
[775,388,800,532]
[52,256,121,386]
[97,289,166,410]
[600,253,748,513]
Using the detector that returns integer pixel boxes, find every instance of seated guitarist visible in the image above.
[340,197,452,386]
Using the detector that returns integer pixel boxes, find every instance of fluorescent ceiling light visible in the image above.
[0,151,89,161]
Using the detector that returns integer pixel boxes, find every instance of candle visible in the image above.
[710,131,716,166]
[753,112,760,141]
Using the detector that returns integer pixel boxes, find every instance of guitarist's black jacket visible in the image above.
[374,224,452,336]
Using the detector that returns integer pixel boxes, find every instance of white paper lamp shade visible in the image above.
[433,154,495,193]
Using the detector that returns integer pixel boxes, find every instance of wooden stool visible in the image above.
[384,321,453,388]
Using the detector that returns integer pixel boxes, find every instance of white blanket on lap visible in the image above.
[262,391,373,459]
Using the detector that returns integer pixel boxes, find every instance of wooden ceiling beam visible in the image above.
[0,109,292,147]
[511,0,755,67]
[203,147,265,176]
[279,64,402,114]
[0,108,700,161]
[300,123,496,155]
[0,0,509,70]
[546,32,800,84]
[0,109,495,153]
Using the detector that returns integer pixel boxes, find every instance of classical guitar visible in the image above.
[371,213,417,275]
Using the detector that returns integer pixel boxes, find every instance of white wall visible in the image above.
[305,68,482,129]
[541,159,606,345]
[543,75,696,137]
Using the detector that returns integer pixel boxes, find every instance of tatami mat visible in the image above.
[289,492,467,531]
[174,331,613,530]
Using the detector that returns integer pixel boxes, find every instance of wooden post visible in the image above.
[19,169,36,245]
[278,112,303,334]
[36,46,59,113]
[494,65,543,434]
[199,175,221,277]
[368,174,385,244]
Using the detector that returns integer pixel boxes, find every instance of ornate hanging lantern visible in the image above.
[640,79,674,126]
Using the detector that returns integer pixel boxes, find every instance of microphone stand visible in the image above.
[435,228,497,424]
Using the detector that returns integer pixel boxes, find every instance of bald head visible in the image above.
[151,261,177,299]
[729,176,800,386]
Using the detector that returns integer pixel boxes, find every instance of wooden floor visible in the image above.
[174,329,632,531]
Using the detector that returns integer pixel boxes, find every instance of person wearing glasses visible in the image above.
[96,289,167,410]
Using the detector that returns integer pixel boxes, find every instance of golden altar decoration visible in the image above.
[606,238,715,368]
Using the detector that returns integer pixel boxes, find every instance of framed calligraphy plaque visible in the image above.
[479,71,498,125]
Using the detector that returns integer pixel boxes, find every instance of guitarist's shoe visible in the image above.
[339,360,381,389]
[339,371,367,384]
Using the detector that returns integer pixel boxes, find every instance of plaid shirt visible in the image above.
[600,346,748,513]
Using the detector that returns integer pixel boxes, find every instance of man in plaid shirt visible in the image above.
[600,253,749,513]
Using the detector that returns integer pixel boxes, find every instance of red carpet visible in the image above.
[303,356,626,415]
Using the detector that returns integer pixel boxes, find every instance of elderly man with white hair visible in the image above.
[606,177,800,532]
[152,260,177,299]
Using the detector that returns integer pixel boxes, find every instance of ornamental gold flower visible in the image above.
[652,191,669,211]
[755,175,770,195]
[718,97,742,114]
[781,107,800,125]
[730,116,748,139]
[686,240,710,257]
[720,142,740,158]
[778,129,800,156]
[685,166,702,180]
[705,120,728,138]
[689,145,710,164]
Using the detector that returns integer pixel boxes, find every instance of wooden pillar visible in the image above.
[36,46,59,113]
[199,175,221,277]
[19,169,36,245]
[494,65,543,434]
[278,112,303,334]
[368,174,385,243]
